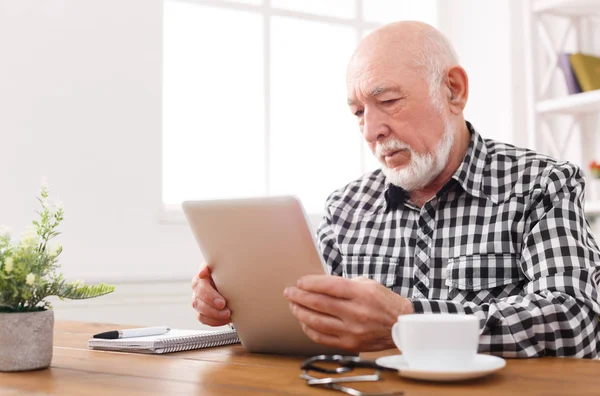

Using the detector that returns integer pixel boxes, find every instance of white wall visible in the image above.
[0,0,528,326]
[438,0,526,146]
[0,0,200,284]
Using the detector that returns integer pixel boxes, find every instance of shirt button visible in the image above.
[416,283,426,291]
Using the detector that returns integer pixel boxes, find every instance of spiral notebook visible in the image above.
[88,328,240,354]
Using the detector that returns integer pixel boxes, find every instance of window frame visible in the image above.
[159,0,439,227]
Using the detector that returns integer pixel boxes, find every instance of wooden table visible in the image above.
[1,321,600,395]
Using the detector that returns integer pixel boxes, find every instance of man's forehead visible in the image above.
[346,54,414,94]
[346,53,387,81]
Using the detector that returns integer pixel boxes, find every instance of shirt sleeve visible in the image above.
[316,199,344,277]
[411,163,600,358]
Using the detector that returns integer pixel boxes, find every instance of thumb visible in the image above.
[198,263,211,278]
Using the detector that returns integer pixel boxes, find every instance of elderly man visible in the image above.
[191,21,600,358]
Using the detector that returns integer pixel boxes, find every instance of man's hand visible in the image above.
[283,275,414,352]
[191,263,231,326]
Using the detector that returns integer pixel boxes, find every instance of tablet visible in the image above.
[183,196,352,356]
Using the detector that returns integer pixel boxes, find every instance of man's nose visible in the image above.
[362,107,390,143]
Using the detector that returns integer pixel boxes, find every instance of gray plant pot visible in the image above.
[0,309,54,371]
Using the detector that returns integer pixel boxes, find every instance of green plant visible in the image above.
[0,183,114,312]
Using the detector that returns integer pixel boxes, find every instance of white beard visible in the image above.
[376,118,455,191]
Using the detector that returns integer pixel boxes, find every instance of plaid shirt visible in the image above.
[317,122,600,358]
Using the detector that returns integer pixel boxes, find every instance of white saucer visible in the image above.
[375,354,506,382]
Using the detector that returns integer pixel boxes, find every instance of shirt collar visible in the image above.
[383,121,490,209]
[450,121,489,202]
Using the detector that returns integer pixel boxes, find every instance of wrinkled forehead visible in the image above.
[346,48,422,102]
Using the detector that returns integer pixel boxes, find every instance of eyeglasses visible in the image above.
[300,355,404,396]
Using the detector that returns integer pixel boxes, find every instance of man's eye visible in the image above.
[382,99,398,105]
[353,110,364,117]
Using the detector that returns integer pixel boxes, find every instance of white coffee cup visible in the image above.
[391,314,480,371]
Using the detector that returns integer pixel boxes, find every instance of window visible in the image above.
[162,0,438,216]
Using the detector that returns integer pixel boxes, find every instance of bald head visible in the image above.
[347,21,459,103]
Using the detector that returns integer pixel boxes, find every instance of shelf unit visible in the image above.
[524,0,600,217]
[533,0,600,17]
[536,89,600,114]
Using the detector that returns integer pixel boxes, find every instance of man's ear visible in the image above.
[445,65,469,115]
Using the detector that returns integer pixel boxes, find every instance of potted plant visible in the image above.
[0,182,115,371]
[590,161,600,179]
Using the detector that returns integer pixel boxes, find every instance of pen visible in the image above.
[92,326,170,339]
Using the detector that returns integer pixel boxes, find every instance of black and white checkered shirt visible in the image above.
[317,122,600,358]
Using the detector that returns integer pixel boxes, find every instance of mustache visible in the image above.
[375,139,412,157]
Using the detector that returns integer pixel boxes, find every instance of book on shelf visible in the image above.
[558,53,582,95]
[569,53,600,92]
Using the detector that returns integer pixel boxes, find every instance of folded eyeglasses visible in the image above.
[300,355,404,396]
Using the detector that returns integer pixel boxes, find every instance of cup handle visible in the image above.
[391,322,402,352]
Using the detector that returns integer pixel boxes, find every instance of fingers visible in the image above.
[194,300,231,326]
[295,275,356,299]
[192,295,230,318]
[192,284,230,325]
[284,285,347,318]
[192,262,230,326]
[191,263,211,290]
[299,322,343,349]
[194,277,226,309]
[191,273,201,291]
[198,263,211,278]
[288,302,343,336]
[287,276,404,352]
[192,264,226,309]
[198,262,220,292]
[197,312,231,327]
